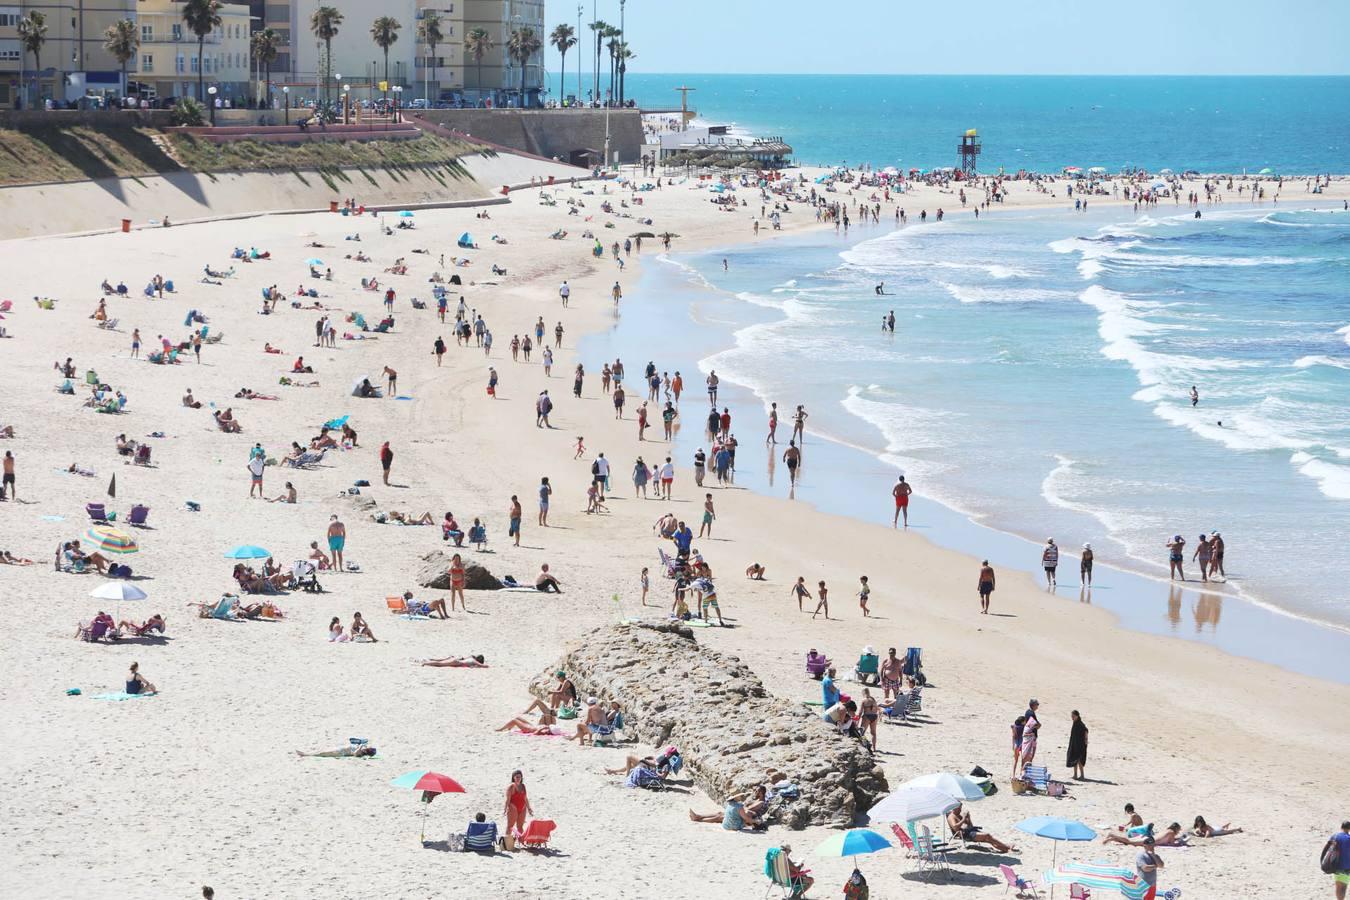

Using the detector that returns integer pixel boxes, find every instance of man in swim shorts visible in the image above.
[892,475,912,527]
[783,442,801,485]
[1041,538,1058,588]
[879,647,903,701]
[978,560,996,614]
[327,514,346,572]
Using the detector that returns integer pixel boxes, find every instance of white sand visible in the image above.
[1,162,1347,899]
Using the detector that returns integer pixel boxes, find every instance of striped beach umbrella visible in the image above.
[85,526,139,554]
[1042,861,1167,900]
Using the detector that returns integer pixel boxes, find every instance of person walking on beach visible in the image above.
[383,366,397,396]
[1136,836,1164,900]
[434,336,446,366]
[559,281,570,308]
[0,450,16,500]
[1019,699,1041,777]
[612,281,622,307]
[538,477,552,526]
[592,453,609,501]
[130,328,141,359]
[659,458,675,500]
[812,581,830,620]
[1066,710,1089,780]
[706,371,719,404]
[1167,534,1186,581]
[792,405,808,443]
[1081,543,1094,587]
[1209,531,1226,580]
[892,475,912,527]
[672,371,683,404]
[1042,538,1059,588]
[978,560,995,613]
[857,575,871,617]
[508,495,522,547]
[1326,822,1350,900]
[555,321,564,348]
[247,452,265,499]
[783,441,801,487]
[766,402,778,445]
[327,514,347,572]
[1193,534,1212,583]
[380,441,394,486]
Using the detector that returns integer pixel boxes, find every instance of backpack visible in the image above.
[591,461,600,476]
[1322,837,1342,874]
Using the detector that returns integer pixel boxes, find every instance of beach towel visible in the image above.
[92,691,156,701]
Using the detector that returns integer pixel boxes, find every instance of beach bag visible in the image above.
[557,704,578,720]
[1010,778,1029,795]
[1322,837,1341,874]
[1047,781,1067,797]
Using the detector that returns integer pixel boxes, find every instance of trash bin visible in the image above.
[330,200,339,212]
[501,185,510,195]
[121,219,131,233]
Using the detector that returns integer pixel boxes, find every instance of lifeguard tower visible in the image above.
[958,129,981,176]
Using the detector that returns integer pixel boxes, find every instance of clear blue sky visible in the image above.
[554,0,1350,75]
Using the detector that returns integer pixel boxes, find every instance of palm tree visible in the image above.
[102,18,138,105]
[16,11,47,108]
[618,42,634,107]
[181,0,222,104]
[464,27,493,104]
[549,24,576,105]
[605,30,621,106]
[250,28,280,108]
[588,19,608,105]
[309,6,344,106]
[370,16,401,103]
[417,11,445,104]
[507,26,541,102]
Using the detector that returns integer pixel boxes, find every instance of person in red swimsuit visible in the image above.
[504,770,533,836]
[892,475,912,527]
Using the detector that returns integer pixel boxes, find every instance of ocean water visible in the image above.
[616,74,1350,173]
[580,200,1350,670]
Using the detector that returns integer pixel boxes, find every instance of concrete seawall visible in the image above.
[416,109,644,164]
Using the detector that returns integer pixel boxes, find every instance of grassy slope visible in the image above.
[0,125,484,188]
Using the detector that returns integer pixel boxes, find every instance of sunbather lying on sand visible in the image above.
[386,511,435,525]
[421,654,487,668]
[295,744,377,758]
[496,710,561,735]
[1192,816,1242,837]
[1,550,34,565]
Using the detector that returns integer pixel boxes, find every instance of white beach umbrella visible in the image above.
[900,772,986,802]
[866,786,958,824]
[89,582,148,602]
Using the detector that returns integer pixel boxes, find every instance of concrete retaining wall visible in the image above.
[415,109,644,164]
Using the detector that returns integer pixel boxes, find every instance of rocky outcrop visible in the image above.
[416,550,502,591]
[529,622,888,828]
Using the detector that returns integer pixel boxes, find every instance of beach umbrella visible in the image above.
[1258,167,1274,175]
[866,786,958,824]
[89,581,147,601]
[223,544,271,559]
[900,772,986,802]
[629,231,655,238]
[1042,862,1154,900]
[1016,817,1096,874]
[1157,168,1173,175]
[390,770,466,843]
[398,210,414,217]
[813,828,891,871]
[85,526,138,554]
[305,258,324,266]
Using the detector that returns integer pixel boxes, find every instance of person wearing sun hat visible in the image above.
[1166,534,1186,581]
[1041,538,1059,588]
[1081,542,1094,587]
[1209,530,1225,580]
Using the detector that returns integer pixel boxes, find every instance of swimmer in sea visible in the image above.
[1190,385,1199,407]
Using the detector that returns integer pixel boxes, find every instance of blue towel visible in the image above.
[92,691,156,701]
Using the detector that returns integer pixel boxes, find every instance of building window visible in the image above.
[172,23,182,41]
[140,24,152,42]
[176,54,184,73]
[191,56,198,73]
[0,13,18,27]
[0,49,19,61]
[141,54,153,73]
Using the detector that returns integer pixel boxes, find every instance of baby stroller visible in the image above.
[291,559,323,593]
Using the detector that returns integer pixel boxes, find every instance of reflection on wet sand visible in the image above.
[1193,591,1223,633]
[1168,584,1183,631]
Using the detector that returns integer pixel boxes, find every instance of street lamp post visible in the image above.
[334,73,341,120]
[283,85,289,124]
[342,84,350,124]
[207,85,217,125]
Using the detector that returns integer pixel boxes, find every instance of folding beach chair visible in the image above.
[127,505,150,528]
[516,819,556,851]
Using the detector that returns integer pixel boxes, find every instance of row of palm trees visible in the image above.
[12,3,621,112]
[547,20,633,107]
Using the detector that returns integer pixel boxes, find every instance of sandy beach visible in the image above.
[2,158,1348,900]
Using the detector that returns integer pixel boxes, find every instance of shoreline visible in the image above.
[3,159,1349,898]
[578,205,1350,682]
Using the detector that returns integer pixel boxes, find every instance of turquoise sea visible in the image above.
[612,73,1350,173]
[559,73,1350,677]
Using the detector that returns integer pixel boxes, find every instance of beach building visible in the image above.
[133,0,252,105]
[462,0,543,106]
[0,0,137,107]
[648,129,794,169]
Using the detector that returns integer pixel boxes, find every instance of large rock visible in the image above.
[416,550,502,591]
[530,622,888,828]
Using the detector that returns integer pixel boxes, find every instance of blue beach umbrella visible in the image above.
[305,257,324,266]
[1017,817,1097,894]
[223,544,271,559]
[814,828,891,868]
[399,210,414,217]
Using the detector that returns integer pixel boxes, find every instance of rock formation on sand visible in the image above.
[416,550,502,591]
[530,622,888,828]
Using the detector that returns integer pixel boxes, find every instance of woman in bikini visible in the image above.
[859,688,880,750]
[448,553,467,611]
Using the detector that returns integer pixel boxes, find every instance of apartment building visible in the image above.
[463,0,542,104]
[0,0,137,107]
[133,0,251,103]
